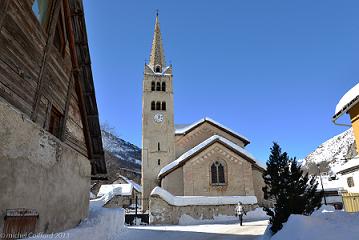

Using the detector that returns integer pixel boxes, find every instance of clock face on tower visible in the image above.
[154,113,164,123]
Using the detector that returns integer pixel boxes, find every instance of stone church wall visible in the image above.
[162,167,184,196]
[149,195,258,225]
[0,101,91,234]
[180,143,255,196]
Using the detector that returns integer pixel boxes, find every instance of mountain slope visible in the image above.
[91,128,142,195]
[101,129,141,170]
[303,128,357,173]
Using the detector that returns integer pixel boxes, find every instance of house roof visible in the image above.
[118,175,142,193]
[333,83,359,122]
[175,117,250,146]
[158,135,264,179]
[67,0,106,174]
[97,184,133,198]
[336,156,359,175]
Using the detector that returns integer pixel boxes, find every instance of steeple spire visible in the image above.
[149,13,166,72]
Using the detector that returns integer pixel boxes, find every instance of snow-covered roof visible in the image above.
[158,135,263,179]
[119,175,142,193]
[334,83,359,120]
[151,187,257,206]
[97,184,133,198]
[336,156,359,174]
[175,117,250,145]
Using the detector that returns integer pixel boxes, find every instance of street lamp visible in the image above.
[317,163,327,205]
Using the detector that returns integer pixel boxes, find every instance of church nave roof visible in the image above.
[158,134,264,179]
[175,117,250,146]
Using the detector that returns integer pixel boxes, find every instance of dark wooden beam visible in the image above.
[31,0,62,122]
[0,0,10,30]
[60,72,74,141]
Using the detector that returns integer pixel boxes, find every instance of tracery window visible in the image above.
[211,161,226,185]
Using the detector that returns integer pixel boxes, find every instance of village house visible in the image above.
[332,83,359,212]
[97,178,142,210]
[141,15,267,224]
[0,0,105,237]
[333,83,359,193]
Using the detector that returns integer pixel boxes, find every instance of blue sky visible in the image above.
[83,1,359,164]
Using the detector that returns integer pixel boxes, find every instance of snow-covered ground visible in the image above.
[24,205,268,240]
[262,205,359,240]
[25,205,125,240]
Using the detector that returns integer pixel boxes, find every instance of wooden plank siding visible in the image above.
[0,0,106,174]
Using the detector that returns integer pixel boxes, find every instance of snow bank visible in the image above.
[26,204,125,240]
[267,205,359,240]
[179,208,269,225]
[245,208,270,221]
[158,135,261,178]
[335,83,359,116]
[151,187,257,206]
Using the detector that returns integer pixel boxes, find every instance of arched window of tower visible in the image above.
[162,82,166,92]
[157,142,160,151]
[162,101,166,111]
[158,159,161,165]
[156,82,161,91]
[151,81,155,91]
[156,101,161,110]
[151,101,155,110]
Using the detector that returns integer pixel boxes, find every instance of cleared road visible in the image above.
[119,220,268,240]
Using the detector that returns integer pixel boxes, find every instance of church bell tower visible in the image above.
[141,14,175,211]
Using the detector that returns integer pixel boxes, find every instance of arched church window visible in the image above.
[156,101,161,110]
[158,142,160,151]
[156,82,161,91]
[155,65,162,73]
[151,81,155,91]
[162,102,166,111]
[158,159,161,165]
[151,101,155,110]
[211,161,226,185]
[162,82,166,92]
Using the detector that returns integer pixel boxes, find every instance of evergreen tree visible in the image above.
[262,142,322,234]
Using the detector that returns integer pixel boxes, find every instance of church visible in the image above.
[142,15,267,224]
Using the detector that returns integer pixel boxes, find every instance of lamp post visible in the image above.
[317,163,327,205]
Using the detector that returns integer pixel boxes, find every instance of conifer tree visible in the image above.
[262,143,322,234]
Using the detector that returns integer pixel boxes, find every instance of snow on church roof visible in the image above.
[151,187,257,206]
[175,117,250,145]
[158,135,262,179]
[333,83,359,120]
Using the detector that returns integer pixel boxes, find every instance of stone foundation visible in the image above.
[0,101,91,234]
[149,195,258,225]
